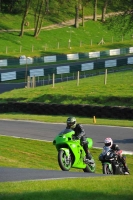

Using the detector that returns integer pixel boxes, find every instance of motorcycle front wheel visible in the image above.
[58,150,72,171]
[103,163,112,174]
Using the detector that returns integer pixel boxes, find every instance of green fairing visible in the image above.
[53,128,96,173]
[87,138,93,149]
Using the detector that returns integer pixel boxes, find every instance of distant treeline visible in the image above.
[0,0,133,37]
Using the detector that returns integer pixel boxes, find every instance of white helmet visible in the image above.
[104,137,113,148]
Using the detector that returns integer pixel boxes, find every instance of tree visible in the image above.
[105,0,133,35]
[74,0,89,28]
[19,0,31,37]
[81,0,90,27]
[93,0,98,21]
[75,0,80,28]
[101,0,109,22]
[0,0,2,12]
[0,0,22,14]
[33,0,47,37]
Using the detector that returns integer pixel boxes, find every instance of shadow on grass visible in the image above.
[2,94,132,107]
[0,98,27,102]
[0,190,132,200]
[25,94,133,107]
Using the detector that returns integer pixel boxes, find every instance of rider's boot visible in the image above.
[122,157,129,175]
[83,143,94,164]
[85,151,94,164]
[124,166,129,175]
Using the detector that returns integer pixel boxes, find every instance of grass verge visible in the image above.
[0,135,133,200]
[0,176,133,200]
[0,113,133,127]
[0,70,133,108]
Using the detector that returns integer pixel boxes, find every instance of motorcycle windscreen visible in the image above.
[58,128,75,136]
[102,146,111,156]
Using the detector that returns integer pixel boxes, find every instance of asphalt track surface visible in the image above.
[0,120,133,182]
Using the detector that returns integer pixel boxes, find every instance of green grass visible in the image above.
[0,136,58,170]
[0,113,133,127]
[0,135,133,200]
[0,135,133,173]
[0,70,133,108]
[0,14,133,58]
[0,176,133,200]
[0,113,133,200]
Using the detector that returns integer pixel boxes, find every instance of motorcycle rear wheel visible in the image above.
[83,164,95,173]
[83,161,96,173]
[58,150,72,171]
[103,164,112,174]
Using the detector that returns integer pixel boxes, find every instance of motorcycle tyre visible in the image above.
[103,163,112,174]
[83,162,96,173]
[58,150,71,171]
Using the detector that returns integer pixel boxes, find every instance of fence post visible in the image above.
[58,42,59,49]
[104,68,107,85]
[6,46,8,54]
[52,73,55,88]
[112,36,113,43]
[33,76,36,88]
[68,39,71,49]
[27,76,30,88]
[77,71,79,86]
[20,46,22,53]
[91,39,92,46]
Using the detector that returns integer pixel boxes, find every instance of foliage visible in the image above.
[0,18,133,58]
[105,14,133,36]
[0,0,133,57]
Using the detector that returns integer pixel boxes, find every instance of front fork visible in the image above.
[103,162,113,173]
[60,148,71,164]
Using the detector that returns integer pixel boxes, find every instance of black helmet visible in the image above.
[67,116,76,129]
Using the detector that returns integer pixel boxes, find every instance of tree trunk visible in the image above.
[75,3,79,28]
[34,0,44,37]
[93,0,97,21]
[35,17,43,37]
[19,0,31,37]
[101,0,109,22]
[82,6,84,27]
[45,0,49,14]
[0,0,2,12]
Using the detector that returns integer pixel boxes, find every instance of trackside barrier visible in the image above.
[0,102,132,120]
[0,47,133,68]
[0,55,133,82]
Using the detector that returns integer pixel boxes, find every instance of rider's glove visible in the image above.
[76,135,81,140]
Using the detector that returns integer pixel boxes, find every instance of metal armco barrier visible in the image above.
[0,102,132,120]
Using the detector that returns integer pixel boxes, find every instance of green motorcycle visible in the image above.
[53,128,96,173]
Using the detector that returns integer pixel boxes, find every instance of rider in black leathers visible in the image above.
[111,143,129,174]
[66,116,92,162]
[104,137,129,175]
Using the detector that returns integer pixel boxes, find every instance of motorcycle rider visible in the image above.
[66,116,93,163]
[104,137,129,175]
